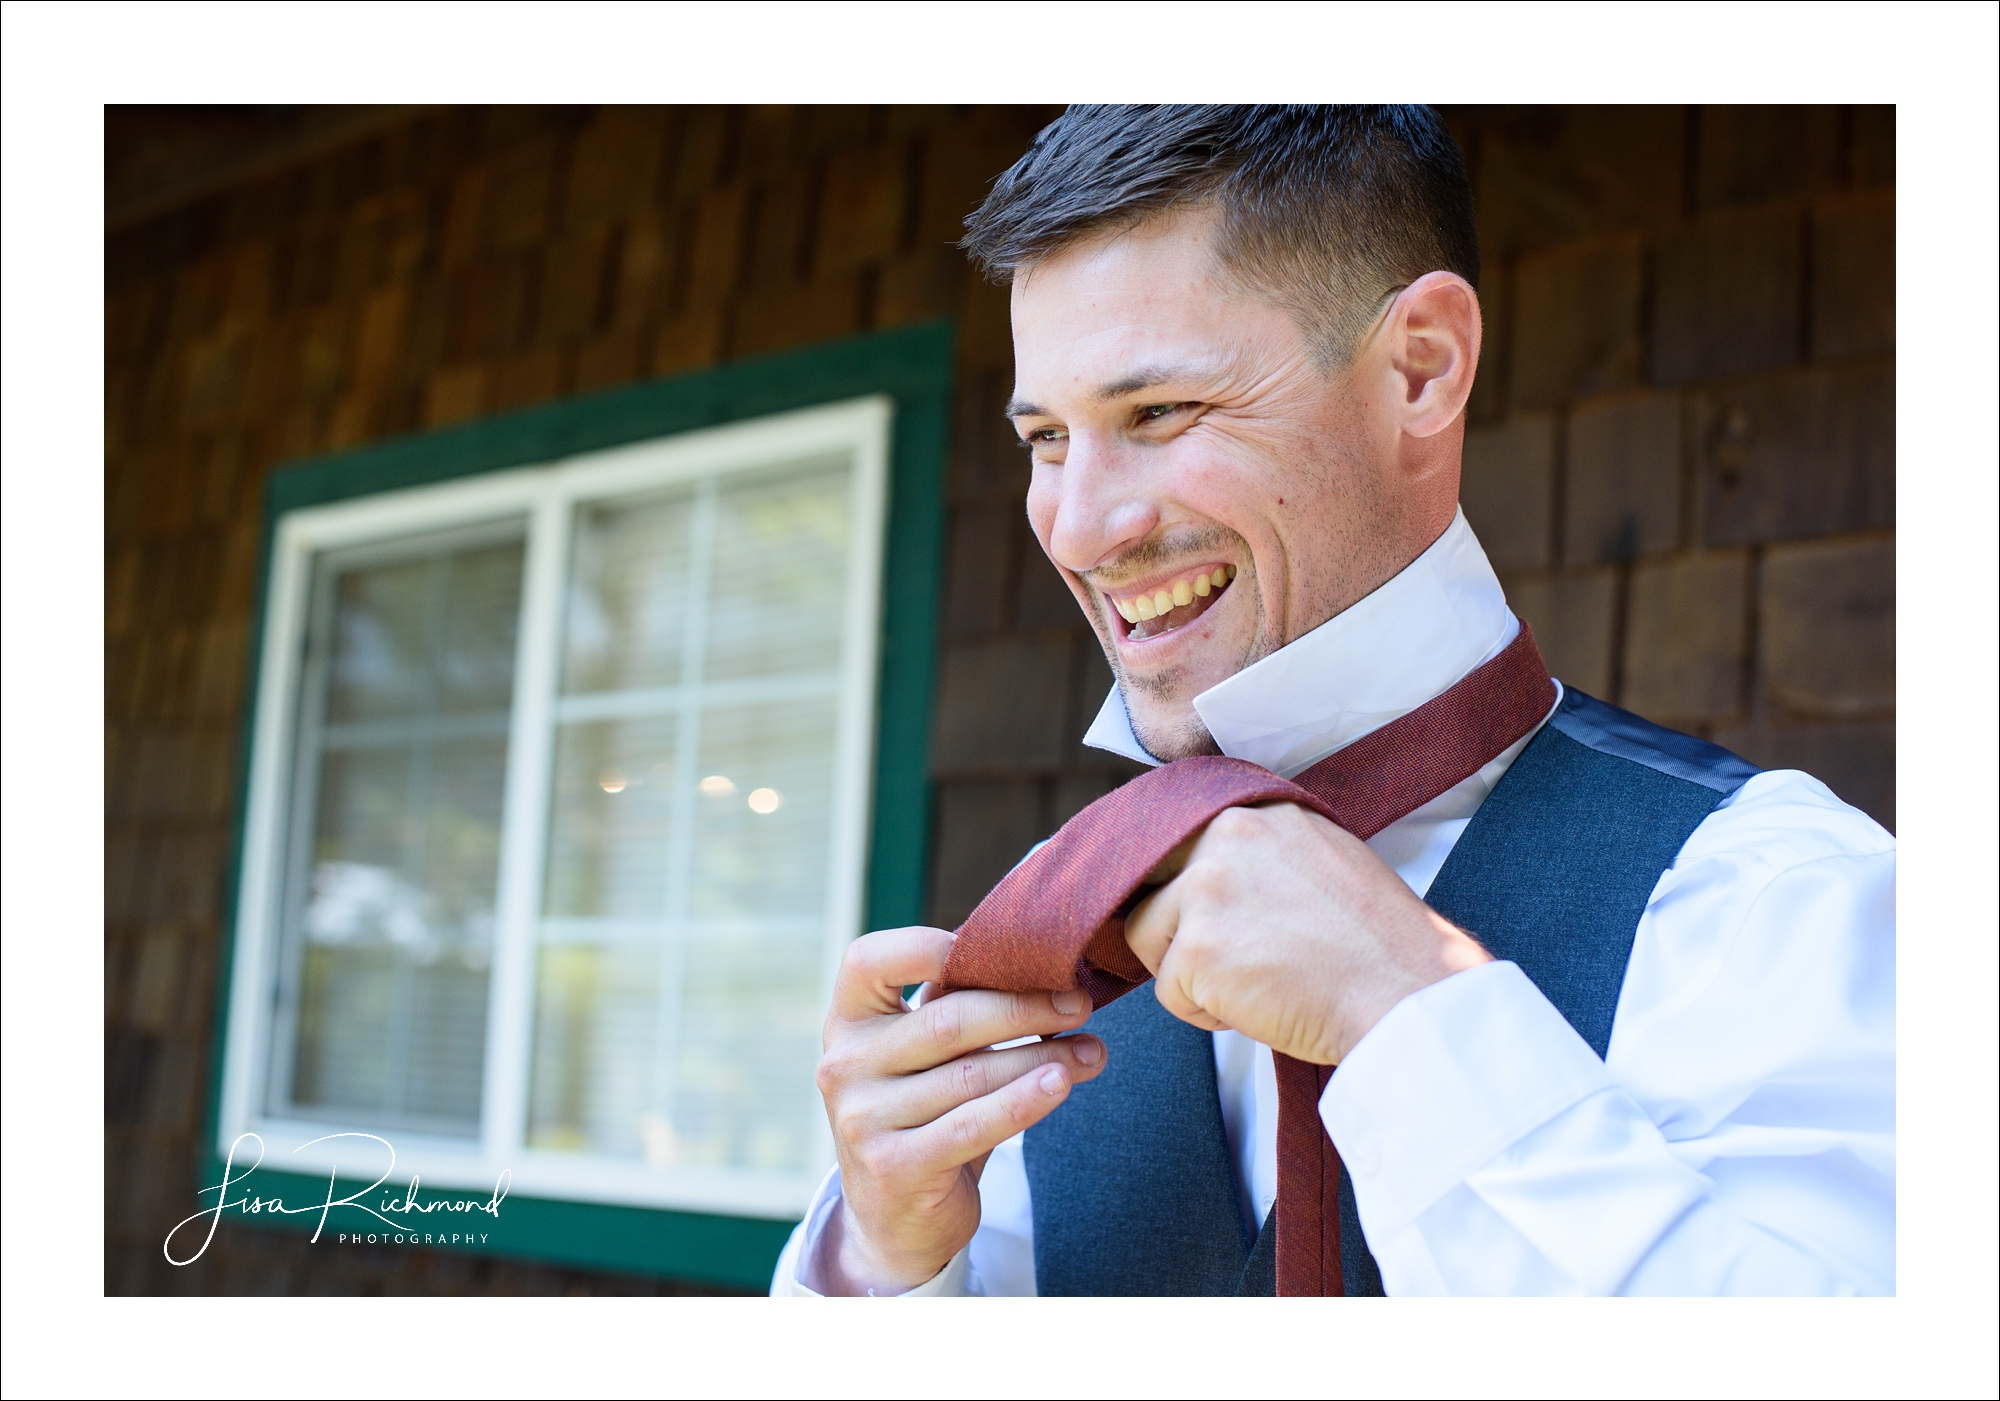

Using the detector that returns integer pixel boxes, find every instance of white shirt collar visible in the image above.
[1082,507,1519,779]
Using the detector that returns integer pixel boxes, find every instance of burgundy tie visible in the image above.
[941,623,1555,1295]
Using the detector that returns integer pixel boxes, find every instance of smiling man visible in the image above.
[773,106,1894,1296]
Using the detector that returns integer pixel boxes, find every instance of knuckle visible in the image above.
[831,1104,869,1153]
[999,994,1035,1033]
[1181,861,1228,901]
[951,1054,986,1100]
[837,936,874,981]
[1210,806,1257,838]
[852,1137,894,1181]
[923,998,964,1051]
[815,1045,858,1095]
[948,1109,985,1152]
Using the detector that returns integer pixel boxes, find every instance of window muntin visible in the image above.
[220,398,890,1216]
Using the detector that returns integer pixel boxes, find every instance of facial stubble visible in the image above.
[1080,525,1277,763]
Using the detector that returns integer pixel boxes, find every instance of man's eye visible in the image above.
[1025,427,1066,445]
[1141,403,1184,420]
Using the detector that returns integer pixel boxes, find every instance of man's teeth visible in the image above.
[1113,565,1236,625]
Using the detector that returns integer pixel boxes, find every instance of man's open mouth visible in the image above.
[1105,564,1237,642]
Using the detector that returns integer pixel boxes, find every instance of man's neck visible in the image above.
[1083,508,1517,778]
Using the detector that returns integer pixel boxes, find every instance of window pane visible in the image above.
[687,701,837,919]
[676,920,823,1171]
[326,543,522,721]
[526,944,659,1157]
[326,559,431,722]
[529,453,854,1174]
[705,458,850,681]
[561,487,696,695]
[273,524,525,1137]
[541,717,678,919]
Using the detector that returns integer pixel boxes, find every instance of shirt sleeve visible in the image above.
[768,1135,1039,1296]
[1321,770,1895,1295]
[768,1165,974,1296]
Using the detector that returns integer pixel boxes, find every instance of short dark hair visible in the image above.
[961,105,1478,364]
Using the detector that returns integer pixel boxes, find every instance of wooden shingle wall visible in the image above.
[1452,105,1895,832]
[103,105,1893,1295]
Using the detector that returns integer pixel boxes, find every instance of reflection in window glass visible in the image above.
[274,522,526,1136]
[541,717,679,920]
[705,466,849,681]
[529,456,852,1172]
[561,489,694,695]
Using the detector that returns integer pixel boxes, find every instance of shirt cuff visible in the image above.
[770,1165,975,1297]
[1320,960,1614,1242]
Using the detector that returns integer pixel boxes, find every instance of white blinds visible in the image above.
[273,522,526,1135]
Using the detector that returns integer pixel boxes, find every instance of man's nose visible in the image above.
[1044,434,1160,575]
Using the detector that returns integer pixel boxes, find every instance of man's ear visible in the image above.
[1381,271,1482,439]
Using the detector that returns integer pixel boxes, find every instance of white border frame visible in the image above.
[216,395,893,1218]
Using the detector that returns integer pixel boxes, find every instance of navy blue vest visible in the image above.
[1024,688,1760,1296]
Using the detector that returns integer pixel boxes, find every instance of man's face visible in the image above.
[1009,208,1423,760]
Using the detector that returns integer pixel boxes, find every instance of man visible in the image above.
[772,106,1894,1296]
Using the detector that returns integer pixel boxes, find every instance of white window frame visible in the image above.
[217,395,892,1218]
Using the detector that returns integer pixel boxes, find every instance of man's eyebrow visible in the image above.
[1089,364,1206,402]
[1004,363,1214,420]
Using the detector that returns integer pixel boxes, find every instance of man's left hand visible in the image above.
[1124,802,1492,1063]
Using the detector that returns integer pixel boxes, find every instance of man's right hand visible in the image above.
[807,926,1107,1295]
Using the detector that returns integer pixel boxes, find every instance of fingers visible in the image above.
[904,1060,1086,1172]
[830,927,958,1021]
[888,1034,1107,1128]
[1129,870,1229,1032]
[875,986,1095,1074]
[1125,881,1181,977]
[1155,985,1229,1031]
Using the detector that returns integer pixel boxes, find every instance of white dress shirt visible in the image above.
[773,509,1895,1296]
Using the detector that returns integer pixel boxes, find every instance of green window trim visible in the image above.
[200,320,954,1290]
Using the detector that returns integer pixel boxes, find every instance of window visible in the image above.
[211,328,950,1288]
